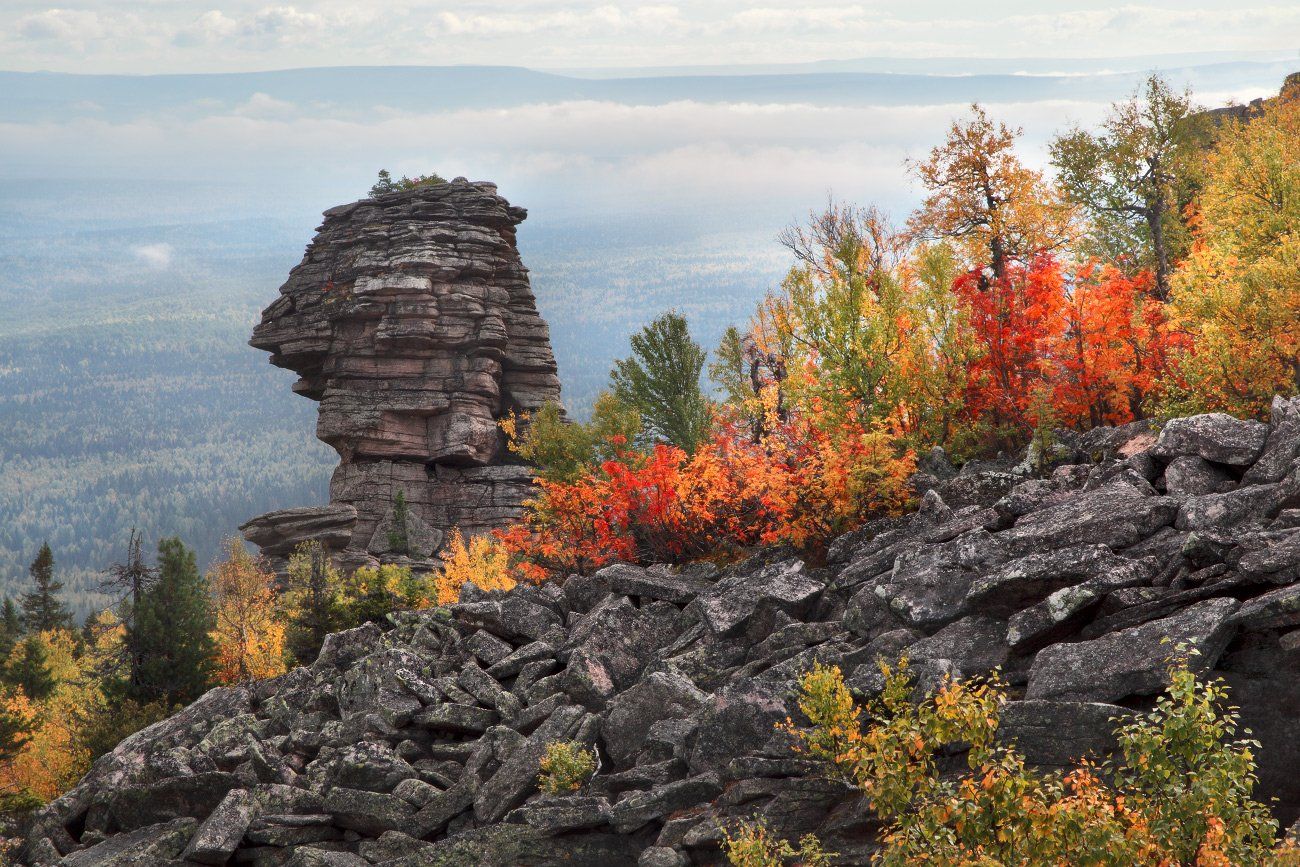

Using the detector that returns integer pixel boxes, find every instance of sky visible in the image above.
[3,1,1300,74]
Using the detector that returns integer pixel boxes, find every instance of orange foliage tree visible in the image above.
[1048,264,1178,428]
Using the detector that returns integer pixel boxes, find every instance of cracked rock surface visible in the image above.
[20,399,1300,865]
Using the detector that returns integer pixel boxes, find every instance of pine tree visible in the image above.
[124,537,214,705]
[386,491,411,555]
[284,541,343,665]
[611,312,713,454]
[0,598,22,659]
[6,636,55,701]
[370,169,396,197]
[20,543,72,633]
[0,702,29,763]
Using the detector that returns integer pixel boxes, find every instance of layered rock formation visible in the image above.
[240,180,562,572]
[20,400,1300,866]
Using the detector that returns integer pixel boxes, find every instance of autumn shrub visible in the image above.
[500,406,915,578]
[435,530,514,605]
[537,740,597,794]
[769,657,1300,865]
[722,820,832,867]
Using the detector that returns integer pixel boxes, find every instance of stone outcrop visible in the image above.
[240,180,562,572]
[20,398,1300,865]
[1198,71,1300,127]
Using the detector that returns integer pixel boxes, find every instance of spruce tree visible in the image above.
[386,491,411,555]
[6,636,55,701]
[0,598,22,659]
[0,705,29,762]
[21,542,72,633]
[284,542,343,665]
[125,537,214,705]
[611,312,713,454]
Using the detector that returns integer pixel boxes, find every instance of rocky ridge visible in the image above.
[239,180,561,573]
[20,398,1300,866]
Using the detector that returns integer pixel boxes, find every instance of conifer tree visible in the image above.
[6,635,55,701]
[0,597,22,659]
[611,311,713,454]
[124,537,214,705]
[387,491,411,555]
[284,541,343,666]
[102,528,157,690]
[20,543,72,633]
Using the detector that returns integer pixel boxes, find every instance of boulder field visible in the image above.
[19,398,1300,865]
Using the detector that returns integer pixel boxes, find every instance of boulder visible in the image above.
[181,788,259,864]
[1155,413,1269,466]
[62,818,197,867]
[1026,598,1240,702]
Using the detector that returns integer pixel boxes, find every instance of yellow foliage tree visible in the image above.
[1164,91,1300,415]
[209,538,286,684]
[436,530,514,605]
[910,103,1075,282]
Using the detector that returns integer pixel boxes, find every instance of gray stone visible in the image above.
[1243,396,1300,484]
[322,786,416,835]
[472,704,586,822]
[965,545,1127,616]
[1234,584,1300,631]
[1026,598,1240,702]
[603,671,709,767]
[603,562,712,605]
[1155,413,1269,466]
[1164,455,1236,495]
[608,774,722,833]
[181,788,259,864]
[1177,484,1280,530]
[61,818,197,867]
[999,700,1132,768]
[687,560,823,637]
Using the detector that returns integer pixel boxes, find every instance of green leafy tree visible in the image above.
[505,393,642,482]
[122,537,214,705]
[610,312,712,454]
[6,635,56,701]
[1051,74,1205,300]
[21,542,72,633]
[283,541,345,665]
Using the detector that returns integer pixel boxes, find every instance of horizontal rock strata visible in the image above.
[241,180,561,572]
[21,398,1300,865]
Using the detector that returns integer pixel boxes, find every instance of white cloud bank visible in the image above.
[2,1,1299,73]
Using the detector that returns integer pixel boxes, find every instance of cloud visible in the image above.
[428,5,684,38]
[132,243,174,269]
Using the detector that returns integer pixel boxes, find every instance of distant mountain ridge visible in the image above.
[2,57,1297,123]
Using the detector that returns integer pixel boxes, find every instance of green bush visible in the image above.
[537,740,597,794]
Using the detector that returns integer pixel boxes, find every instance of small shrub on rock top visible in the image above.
[369,169,448,197]
[754,658,1300,866]
[721,820,833,867]
[537,740,597,794]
